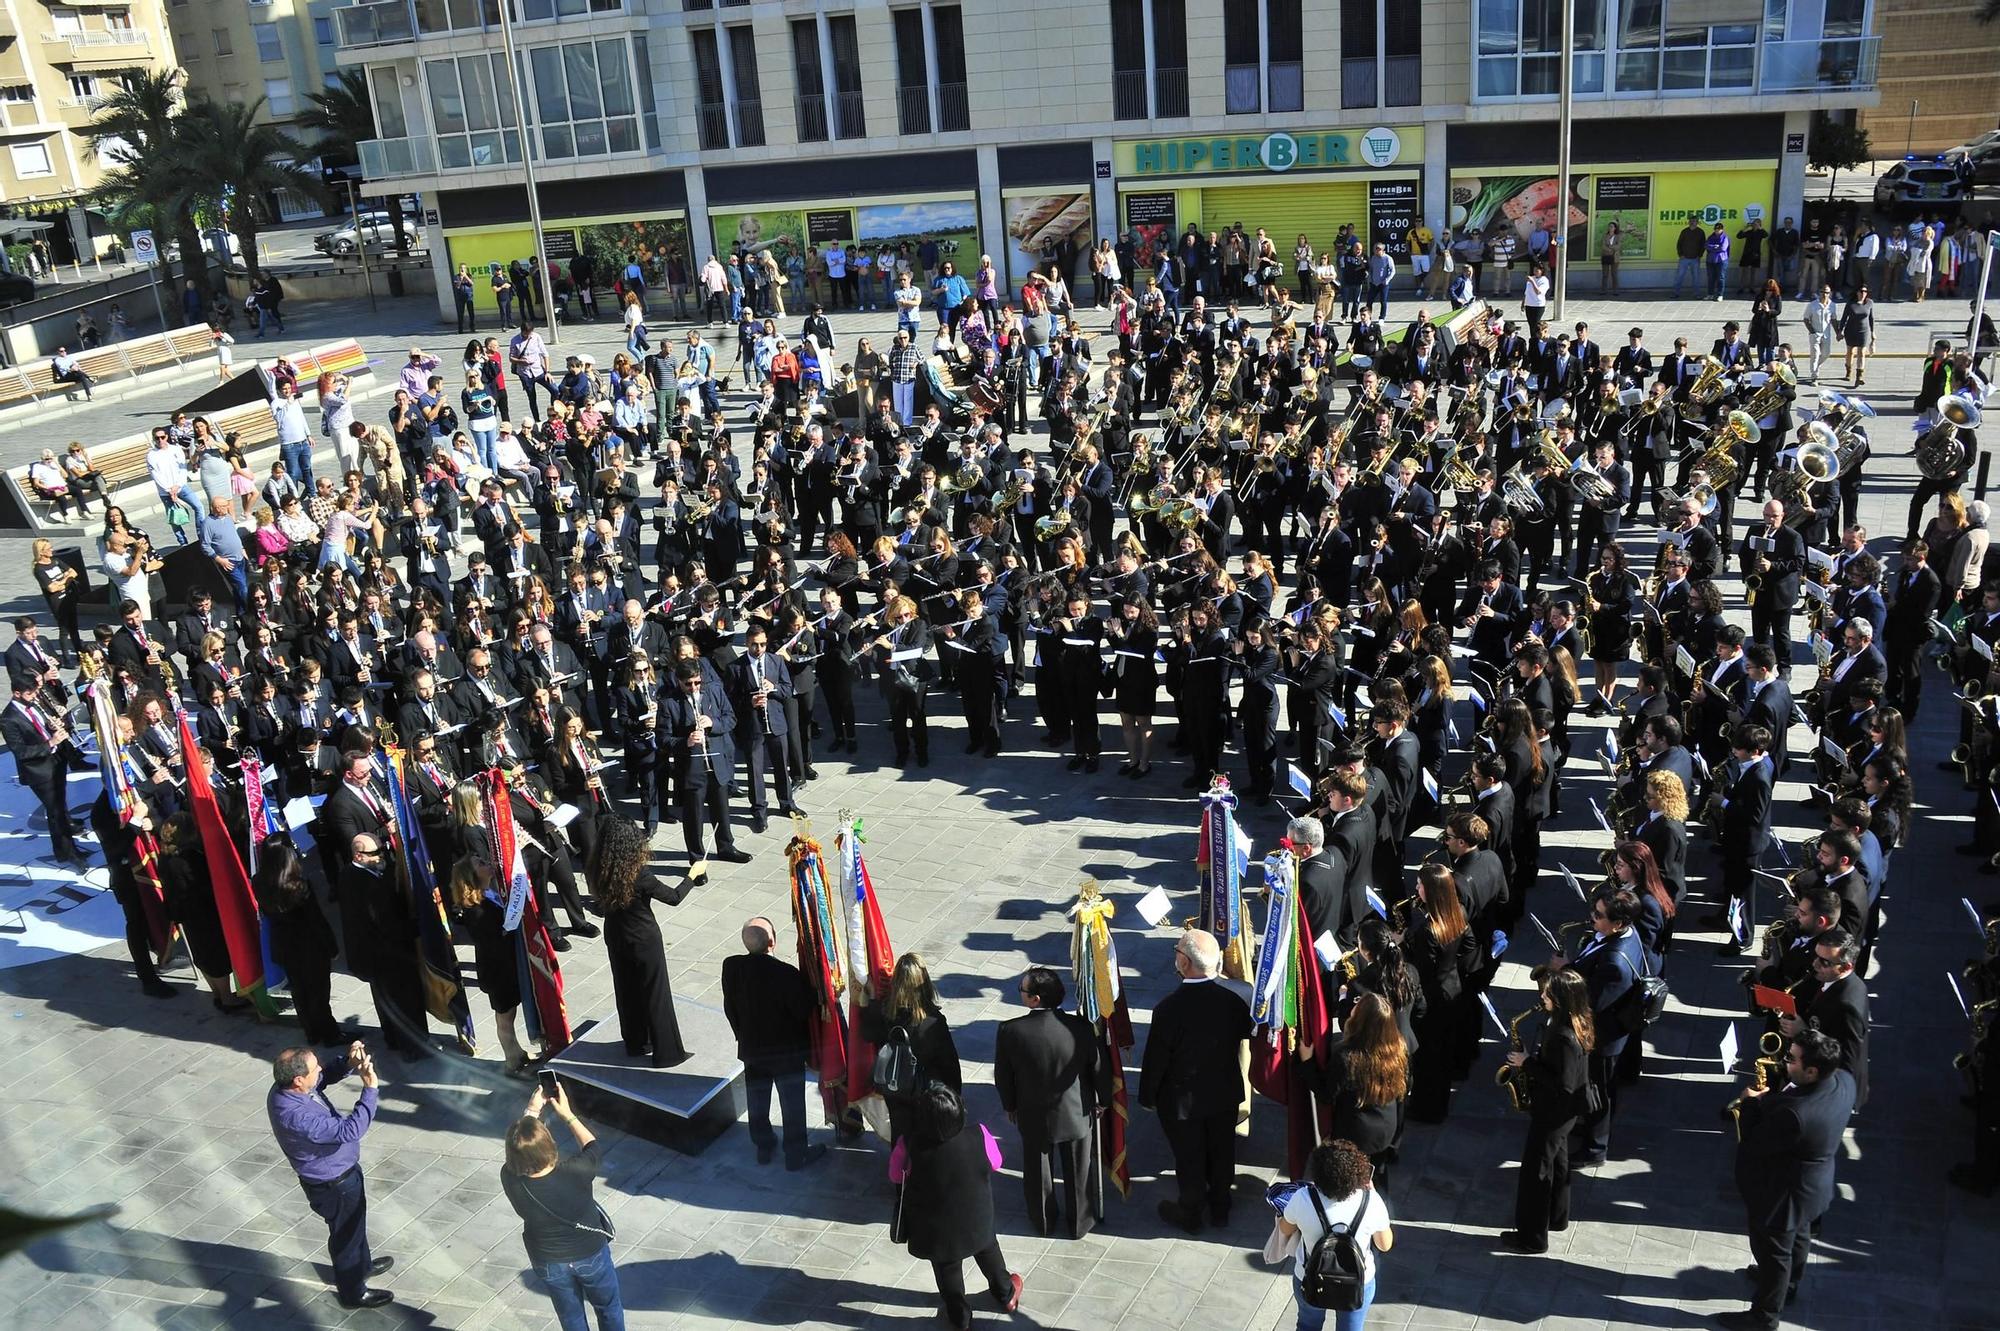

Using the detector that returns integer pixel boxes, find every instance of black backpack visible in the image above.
[1300,1187,1371,1311]
[872,1024,923,1098]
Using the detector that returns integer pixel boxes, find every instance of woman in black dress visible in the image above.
[588,816,688,1068]
[544,705,609,873]
[1499,968,1593,1254]
[860,952,963,1146]
[775,605,820,780]
[893,1086,1023,1330]
[1319,992,1409,1188]
[255,838,342,1045]
[1403,863,1476,1123]
[1585,542,1635,714]
[159,812,253,1013]
[1106,596,1160,777]
[449,855,541,1073]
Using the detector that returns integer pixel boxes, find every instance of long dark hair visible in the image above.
[1613,840,1675,920]
[589,816,653,912]
[252,837,311,912]
[1543,968,1597,1053]
[1357,918,1418,1011]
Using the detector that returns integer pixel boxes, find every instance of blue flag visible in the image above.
[385,752,477,1051]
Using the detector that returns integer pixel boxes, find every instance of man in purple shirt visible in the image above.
[267,1044,394,1309]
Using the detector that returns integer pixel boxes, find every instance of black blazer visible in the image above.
[1138,979,1253,1121]
[1298,846,1363,951]
[1524,1021,1589,1127]
[1733,1070,1856,1231]
[1636,812,1688,904]
[720,950,814,1068]
[1326,806,1377,920]
[1,699,66,786]
[320,781,392,866]
[1474,785,1517,878]
[1372,729,1422,840]
[1740,678,1794,775]
[1722,756,1775,857]
[1884,564,1941,650]
[993,1007,1105,1148]
[1800,971,1869,1108]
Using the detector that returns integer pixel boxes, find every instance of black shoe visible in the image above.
[1714,1311,1776,1331]
[1717,938,1747,955]
[1084,756,1100,773]
[368,1257,395,1277]
[141,979,178,999]
[1155,1199,1202,1235]
[1498,1230,1547,1254]
[338,1290,393,1310]
[785,1143,829,1171]
[984,743,1001,758]
[716,848,753,864]
[212,994,251,1013]
[569,921,601,939]
[966,738,983,754]
[803,767,820,781]
[756,1142,776,1165]
[750,814,768,835]
[1066,755,1084,771]
[549,932,571,952]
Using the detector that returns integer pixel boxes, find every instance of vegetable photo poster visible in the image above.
[1448,174,1588,253]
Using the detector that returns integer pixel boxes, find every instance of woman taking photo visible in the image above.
[1272,1139,1394,1330]
[502,1078,624,1331]
[891,1085,1024,1329]
[590,817,690,1069]
[861,952,963,1145]
[1499,968,1593,1255]
[1403,862,1476,1122]
[1320,993,1409,1187]
[1748,278,1783,366]
[33,537,84,663]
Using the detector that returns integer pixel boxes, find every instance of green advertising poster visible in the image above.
[1592,176,1653,262]
[710,199,980,279]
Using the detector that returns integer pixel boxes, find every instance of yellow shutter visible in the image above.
[1198,180,1371,258]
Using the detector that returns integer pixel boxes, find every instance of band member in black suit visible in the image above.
[872,595,934,767]
[721,916,824,1170]
[341,830,431,1056]
[1738,646,1794,778]
[1368,701,1422,902]
[396,669,467,755]
[1447,811,1509,1073]
[5,618,68,709]
[942,590,1006,758]
[1457,561,1528,676]
[1634,768,1691,913]
[1292,814,1361,954]
[107,601,169,692]
[173,588,234,676]
[1138,928,1253,1235]
[1818,618,1885,722]
[727,624,799,834]
[1499,968,1593,1254]
[1882,540,1942,719]
[1323,767,1377,928]
[3,676,87,866]
[994,966,1108,1239]
[320,750,393,880]
[1742,499,1805,673]
[1551,887,1645,1165]
[1714,723,1776,953]
[1719,1027,1857,1331]
[661,659,751,871]
[1571,441,1630,577]
[1779,929,1868,1109]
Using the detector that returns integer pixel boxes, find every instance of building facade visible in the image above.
[330,0,1884,321]
[1859,0,2000,155]
[167,0,347,218]
[0,0,181,263]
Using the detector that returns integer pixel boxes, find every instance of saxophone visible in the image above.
[1725,1031,1786,1140]
[1495,1008,1538,1113]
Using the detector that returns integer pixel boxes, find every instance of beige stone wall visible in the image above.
[1860,0,2000,153]
[0,0,179,205]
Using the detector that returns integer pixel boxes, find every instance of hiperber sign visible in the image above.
[1123,127,1408,177]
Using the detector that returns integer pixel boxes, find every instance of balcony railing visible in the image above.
[732,97,764,147]
[359,135,438,178]
[696,100,729,150]
[1154,65,1188,117]
[936,80,967,132]
[897,84,929,135]
[1112,68,1147,121]
[1760,36,1879,92]
[46,29,148,50]
[55,93,110,111]
[832,88,864,139]
[335,0,417,48]
[795,94,828,142]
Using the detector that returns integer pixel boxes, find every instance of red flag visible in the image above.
[177,714,276,1017]
[1100,995,1135,1198]
[490,776,571,1048]
[842,830,897,1103]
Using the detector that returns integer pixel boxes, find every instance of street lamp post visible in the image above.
[347,178,377,315]
[496,2,559,345]
[1552,0,1575,322]
[1971,230,1999,368]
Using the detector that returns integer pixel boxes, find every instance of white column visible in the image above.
[1424,121,1448,232]
[818,13,839,136]
[1092,135,1117,251]
[975,144,1005,289]
[1257,0,1270,112]
[716,26,741,146]
[1776,107,1810,230]
[684,164,714,270]
[920,2,941,131]
[1140,0,1157,116]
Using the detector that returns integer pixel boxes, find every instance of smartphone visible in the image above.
[539,1069,560,1097]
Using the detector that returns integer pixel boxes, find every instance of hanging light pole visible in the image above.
[1551,0,1575,322]
[495,4,559,344]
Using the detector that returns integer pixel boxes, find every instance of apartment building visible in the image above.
[328,0,1885,321]
[0,0,180,264]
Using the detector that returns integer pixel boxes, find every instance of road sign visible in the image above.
[131,229,156,265]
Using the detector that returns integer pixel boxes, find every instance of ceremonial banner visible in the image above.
[239,753,288,995]
[1195,777,1250,980]
[1247,849,1331,1179]
[788,828,850,1122]
[88,681,174,963]
[178,713,279,1018]
[838,816,897,1112]
[487,774,570,1048]
[386,751,476,1051]
[1071,880,1134,1199]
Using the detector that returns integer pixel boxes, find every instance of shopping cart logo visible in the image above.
[1359,128,1402,168]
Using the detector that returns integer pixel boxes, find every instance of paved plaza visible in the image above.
[0,283,1997,1330]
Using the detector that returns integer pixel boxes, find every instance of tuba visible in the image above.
[1918,397,1979,480]
[1500,463,1545,519]
[1740,362,1797,421]
[1686,354,1729,407]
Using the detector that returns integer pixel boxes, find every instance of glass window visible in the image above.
[934,4,966,85]
[370,65,409,138]
[254,22,283,63]
[67,74,99,99]
[1478,0,1516,55]
[314,16,334,44]
[426,59,467,135]
[10,142,53,178]
[212,28,231,55]
[1110,0,1145,76]
[264,77,294,116]
[892,8,927,89]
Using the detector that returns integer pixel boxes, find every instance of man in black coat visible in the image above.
[341,831,429,1057]
[1321,769,1377,934]
[1780,929,1868,1110]
[1882,542,1942,719]
[320,750,393,880]
[3,677,87,867]
[1715,723,1777,953]
[1818,618,1885,722]
[1742,498,1806,673]
[1719,1027,1856,1331]
[395,669,467,756]
[726,625,798,833]
[994,967,1108,1239]
[1138,928,1253,1234]
[1292,815,1357,957]
[721,916,824,1170]
[1367,700,1422,902]
[1737,646,1794,778]
[661,659,751,871]
[1457,561,1528,674]
[1448,811,1509,1070]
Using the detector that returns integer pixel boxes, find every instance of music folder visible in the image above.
[1750,984,1797,1017]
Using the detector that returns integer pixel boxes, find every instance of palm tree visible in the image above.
[84,69,205,289]
[183,97,331,281]
[298,69,409,257]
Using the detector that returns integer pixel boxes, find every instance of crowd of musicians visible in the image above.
[7,279,1997,1329]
